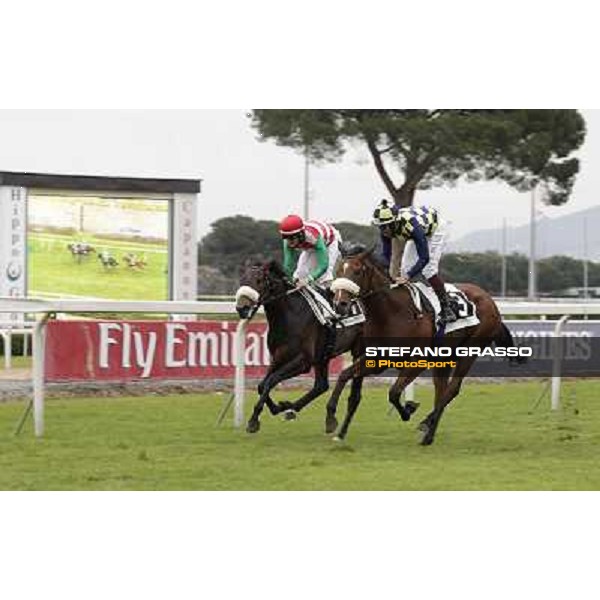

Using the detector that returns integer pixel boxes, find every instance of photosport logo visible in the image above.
[360,335,600,378]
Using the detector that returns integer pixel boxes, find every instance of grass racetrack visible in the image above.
[1,380,599,491]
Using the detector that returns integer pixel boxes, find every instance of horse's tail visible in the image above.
[495,322,528,365]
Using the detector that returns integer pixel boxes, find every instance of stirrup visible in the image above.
[438,298,455,323]
[442,307,458,324]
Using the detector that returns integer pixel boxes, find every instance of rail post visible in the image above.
[234,319,248,428]
[33,314,51,437]
[551,315,570,411]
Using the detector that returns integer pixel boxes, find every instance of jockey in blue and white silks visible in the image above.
[373,200,457,325]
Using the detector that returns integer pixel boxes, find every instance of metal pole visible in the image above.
[79,203,84,234]
[216,392,235,427]
[501,218,508,298]
[303,149,310,221]
[233,319,248,428]
[13,398,32,436]
[528,186,537,300]
[583,218,589,299]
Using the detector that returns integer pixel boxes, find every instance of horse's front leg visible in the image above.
[388,367,424,422]
[325,352,376,436]
[256,350,298,416]
[279,362,330,420]
[325,360,360,435]
[417,364,452,434]
[419,357,476,446]
[333,374,364,441]
[247,355,310,434]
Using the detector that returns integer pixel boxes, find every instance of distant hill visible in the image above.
[449,206,600,261]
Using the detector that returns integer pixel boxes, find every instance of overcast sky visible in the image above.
[0,109,598,244]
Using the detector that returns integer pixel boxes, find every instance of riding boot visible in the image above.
[314,285,337,359]
[428,274,458,325]
[438,293,458,325]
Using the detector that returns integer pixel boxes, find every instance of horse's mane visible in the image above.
[341,242,392,283]
[340,241,367,257]
[365,252,393,283]
[241,259,292,286]
[266,260,290,282]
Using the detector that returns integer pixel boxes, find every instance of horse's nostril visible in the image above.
[337,302,349,315]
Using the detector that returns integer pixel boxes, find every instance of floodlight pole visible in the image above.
[501,218,508,298]
[303,149,310,221]
[528,186,537,301]
[583,218,589,299]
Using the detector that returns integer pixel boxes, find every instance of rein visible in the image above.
[336,259,419,316]
[245,279,300,322]
[338,261,397,302]
[356,283,396,302]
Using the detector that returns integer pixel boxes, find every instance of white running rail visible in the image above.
[2,297,600,437]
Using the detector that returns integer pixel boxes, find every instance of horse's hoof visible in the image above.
[420,435,434,447]
[418,424,434,446]
[246,420,261,434]
[405,401,420,415]
[283,410,298,422]
[333,436,344,444]
[325,416,338,435]
[397,401,420,422]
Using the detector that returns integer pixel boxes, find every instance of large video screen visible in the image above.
[27,194,169,300]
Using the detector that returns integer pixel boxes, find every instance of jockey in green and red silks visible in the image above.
[279,215,342,289]
[373,200,458,325]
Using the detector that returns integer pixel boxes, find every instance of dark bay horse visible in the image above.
[328,250,523,445]
[235,261,364,434]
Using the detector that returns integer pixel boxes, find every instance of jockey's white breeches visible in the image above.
[401,219,450,280]
[294,230,342,287]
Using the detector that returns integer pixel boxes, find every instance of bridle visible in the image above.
[238,265,300,321]
[335,256,395,304]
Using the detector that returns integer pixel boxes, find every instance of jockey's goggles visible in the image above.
[283,232,305,244]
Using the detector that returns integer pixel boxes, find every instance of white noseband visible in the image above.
[235,286,260,304]
[331,278,361,296]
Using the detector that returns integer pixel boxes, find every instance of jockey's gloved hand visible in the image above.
[294,276,314,289]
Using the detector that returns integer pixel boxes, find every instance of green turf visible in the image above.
[0,381,598,490]
[28,232,168,300]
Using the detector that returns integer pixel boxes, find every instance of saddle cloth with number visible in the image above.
[300,286,366,329]
[409,282,480,334]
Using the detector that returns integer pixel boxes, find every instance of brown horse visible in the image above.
[328,250,522,445]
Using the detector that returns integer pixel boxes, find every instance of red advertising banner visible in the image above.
[45,320,344,382]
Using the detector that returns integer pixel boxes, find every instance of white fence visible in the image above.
[0,298,243,437]
[0,321,34,369]
[2,297,600,438]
